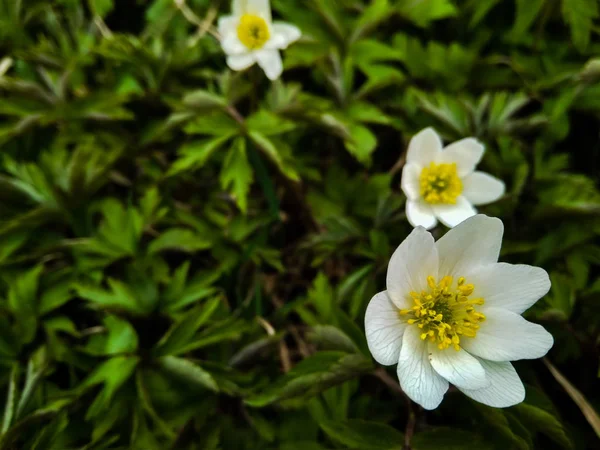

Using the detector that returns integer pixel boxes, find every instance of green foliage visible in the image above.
[0,0,599,448]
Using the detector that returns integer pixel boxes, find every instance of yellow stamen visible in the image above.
[237,14,270,50]
[419,162,463,204]
[399,275,486,351]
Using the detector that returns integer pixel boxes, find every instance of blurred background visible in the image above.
[1,0,599,449]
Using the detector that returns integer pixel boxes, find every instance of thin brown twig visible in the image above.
[288,325,311,358]
[174,0,220,40]
[389,150,407,176]
[373,368,417,449]
[404,403,416,450]
[279,341,292,372]
[373,367,404,396]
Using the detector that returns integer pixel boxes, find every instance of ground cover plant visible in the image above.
[1,0,600,449]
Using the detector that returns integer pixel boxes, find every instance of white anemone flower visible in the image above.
[401,128,505,229]
[365,215,553,410]
[218,0,301,80]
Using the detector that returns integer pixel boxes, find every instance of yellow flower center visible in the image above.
[419,162,462,204]
[237,14,270,50]
[400,276,486,351]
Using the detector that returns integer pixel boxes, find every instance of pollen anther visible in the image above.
[419,162,463,204]
[399,275,486,351]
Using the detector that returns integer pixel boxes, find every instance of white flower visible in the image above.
[364,215,553,410]
[218,0,301,80]
[401,128,505,230]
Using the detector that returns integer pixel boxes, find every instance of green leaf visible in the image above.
[83,356,139,418]
[245,352,374,407]
[220,137,254,213]
[320,419,403,449]
[182,90,227,112]
[248,131,300,181]
[38,280,74,316]
[351,0,394,41]
[561,0,599,52]
[513,403,574,449]
[154,297,222,357]
[511,0,545,38]
[148,228,212,254]
[168,135,234,176]
[75,279,151,315]
[308,325,359,354]
[88,0,114,18]
[158,356,219,392]
[473,403,529,450]
[184,111,240,136]
[103,316,139,355]
[344,123,377,165]
[412,427,493,450]
[1,365,18,433]
[307,272,335,322]
[246,110,296,136]
[396,0,458,27]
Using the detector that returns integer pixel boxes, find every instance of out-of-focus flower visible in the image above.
[401,128,505,229]
[365,215,553,409]
[218,0,301,80]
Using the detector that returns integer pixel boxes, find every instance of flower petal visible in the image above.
[463,171,505,205]
[406,128,443,166]
[365,291,406,366]
[218,16,238,35]
[266,23,301,49]
[458,359,525,408]
[438,138,484,177]
[255,49,283,80]
[401,163,421,200]
[406,200,437,230]
[387,227,438,309]
[431,196,477,228]
[461,307,554,362]
[397,326,449,410]
[428,345,490,390]
[244,0,272,21]
[226,54,256,71]
[468,263,551,314]
[435,214,503,278]
[221,34,247,55]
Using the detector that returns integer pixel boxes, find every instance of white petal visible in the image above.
[397,327,448,410]
[387,227,438,309]
[428,345,490,390]
[458,359,525,408]
[468,263,551,314]
[226,54,256,71]
[406,200,437,230]
[364,291,406,366]
[244,0,272,21]
[431,196,477,228]
[221,34,247,55]
[463,171,505,205]
[401,163,421,200]
[266,23,301,49]
[435,214,503,278]
[438,138,484,177]
[218,16,238,35]
[255,49,283,80]
[406,128,443,166]
[461,307,554,362]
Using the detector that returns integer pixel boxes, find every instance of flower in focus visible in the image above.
[364,215,553,410]
[218,0,301,80]
[401,128,505,229]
